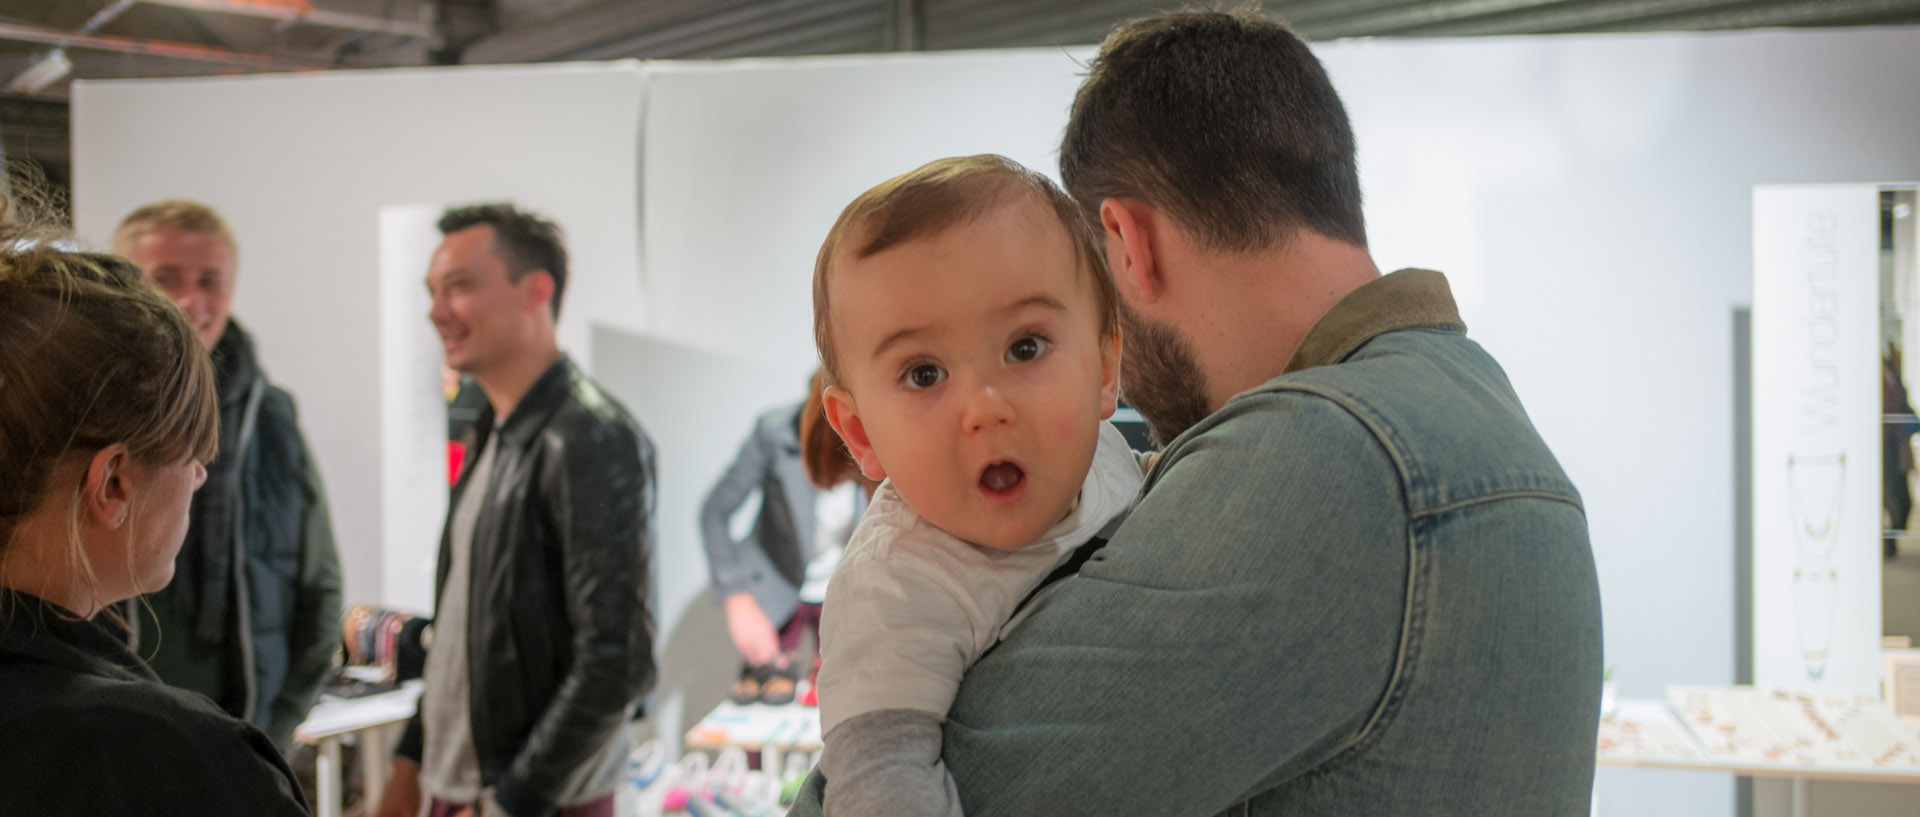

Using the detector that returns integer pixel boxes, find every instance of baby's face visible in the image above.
[826,195,1119,550]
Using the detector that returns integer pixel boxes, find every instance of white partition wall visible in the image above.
[376,205,456,616]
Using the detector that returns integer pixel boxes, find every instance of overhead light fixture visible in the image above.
[6,49,75,96]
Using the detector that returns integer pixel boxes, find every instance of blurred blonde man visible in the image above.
[115,199,343,750]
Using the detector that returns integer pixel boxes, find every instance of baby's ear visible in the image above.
[1098,330,1121,420]
[822,385,888,481]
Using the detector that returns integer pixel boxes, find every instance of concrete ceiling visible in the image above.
[4,0,1919,162]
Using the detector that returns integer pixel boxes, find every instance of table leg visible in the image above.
[316,736,342,817]
[360,722,398,808]
[1791,776,1808,817]
[763,745,781,792]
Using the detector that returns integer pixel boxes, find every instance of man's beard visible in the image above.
[1117,300,1213,448]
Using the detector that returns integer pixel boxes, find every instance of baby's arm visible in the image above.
[816,551,979,817]
[820,710,963,817]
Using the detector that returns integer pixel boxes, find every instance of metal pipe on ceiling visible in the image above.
[1371,0,1757,36]
[2,0,141,94]
[896,0,921,49]
[137,0,436,39]
[0,20,328,70]
[1606,0,1920,30]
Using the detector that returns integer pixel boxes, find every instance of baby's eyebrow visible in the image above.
[999,294,1067,315]
[868,294,1067,360]
[871,324,929,362]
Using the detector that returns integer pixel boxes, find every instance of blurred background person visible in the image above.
[702,370,869,707]
[380,204,656,817]
[113,199,343,750]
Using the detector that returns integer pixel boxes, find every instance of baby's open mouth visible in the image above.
[980,461,1026,494]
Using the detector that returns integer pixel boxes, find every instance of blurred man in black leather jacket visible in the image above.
[381,204,656,817]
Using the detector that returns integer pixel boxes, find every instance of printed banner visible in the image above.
[1751,184,1883,693]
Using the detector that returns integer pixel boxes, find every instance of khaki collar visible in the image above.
[1283,268,1466,374]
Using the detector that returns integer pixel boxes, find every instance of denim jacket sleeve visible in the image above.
[936,392,1409,817]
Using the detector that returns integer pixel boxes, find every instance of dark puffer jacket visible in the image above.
[137,319,342,749]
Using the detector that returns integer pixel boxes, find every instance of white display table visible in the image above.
[1597,691,1920,817]
[684,699,822,787]
[295,681,423,817]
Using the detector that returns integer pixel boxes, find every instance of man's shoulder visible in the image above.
[1159,385,1387,486]
[1192,329,1580,510]
[545,371,650,444]
[2,663,244,743]
[255,383,305,437]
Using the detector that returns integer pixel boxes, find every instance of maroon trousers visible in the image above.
[427,793,613,817]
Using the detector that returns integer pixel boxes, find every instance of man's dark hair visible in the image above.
[1061,7,1366,252]
[437,203,570,318]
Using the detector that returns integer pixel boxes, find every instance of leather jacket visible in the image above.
[398,356,657,817]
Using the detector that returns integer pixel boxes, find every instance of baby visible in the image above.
[810,154,1143,816]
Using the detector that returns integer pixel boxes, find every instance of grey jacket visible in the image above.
[789,269,1602,817]
[701,403,819,624]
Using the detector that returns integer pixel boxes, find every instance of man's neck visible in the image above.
[1192,234,1380,412]
[474,343,561,422]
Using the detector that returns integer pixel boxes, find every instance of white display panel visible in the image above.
[639,51,1090,369]
[377,205,452,616]
[1752,185,1882,693]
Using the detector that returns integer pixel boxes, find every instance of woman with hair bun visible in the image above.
[0,221,310,814]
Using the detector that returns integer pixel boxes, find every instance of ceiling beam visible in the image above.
[2,1,141,95]
[137,0,436,39]
[462,0,720,63]
[0,20,329,70]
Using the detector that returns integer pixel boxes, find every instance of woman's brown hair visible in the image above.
[0,210,219,566]
[800,368,861,491]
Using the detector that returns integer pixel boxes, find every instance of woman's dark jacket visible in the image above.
[0,590,309,815]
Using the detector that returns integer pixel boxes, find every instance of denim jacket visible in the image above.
[789,269,1602,816]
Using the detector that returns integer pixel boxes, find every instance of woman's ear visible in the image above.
[83,444,135,530]
[822,385,887,482]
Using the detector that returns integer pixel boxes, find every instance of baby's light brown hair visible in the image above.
[812,154,1118,387]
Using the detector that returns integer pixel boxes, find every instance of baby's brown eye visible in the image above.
[906,364,946,389]
[1007,336,1046,363]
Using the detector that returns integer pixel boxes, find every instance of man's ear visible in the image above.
[523,270,556,316]
[822,385,887,482]
[84,444,134,531]
[1097,330,1121,420]
[1099,199,1163,304]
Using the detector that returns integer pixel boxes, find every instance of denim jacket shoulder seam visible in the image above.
[1413,489,1585,519]
[1235,381,1424,773]
[1236,382,1420,494]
